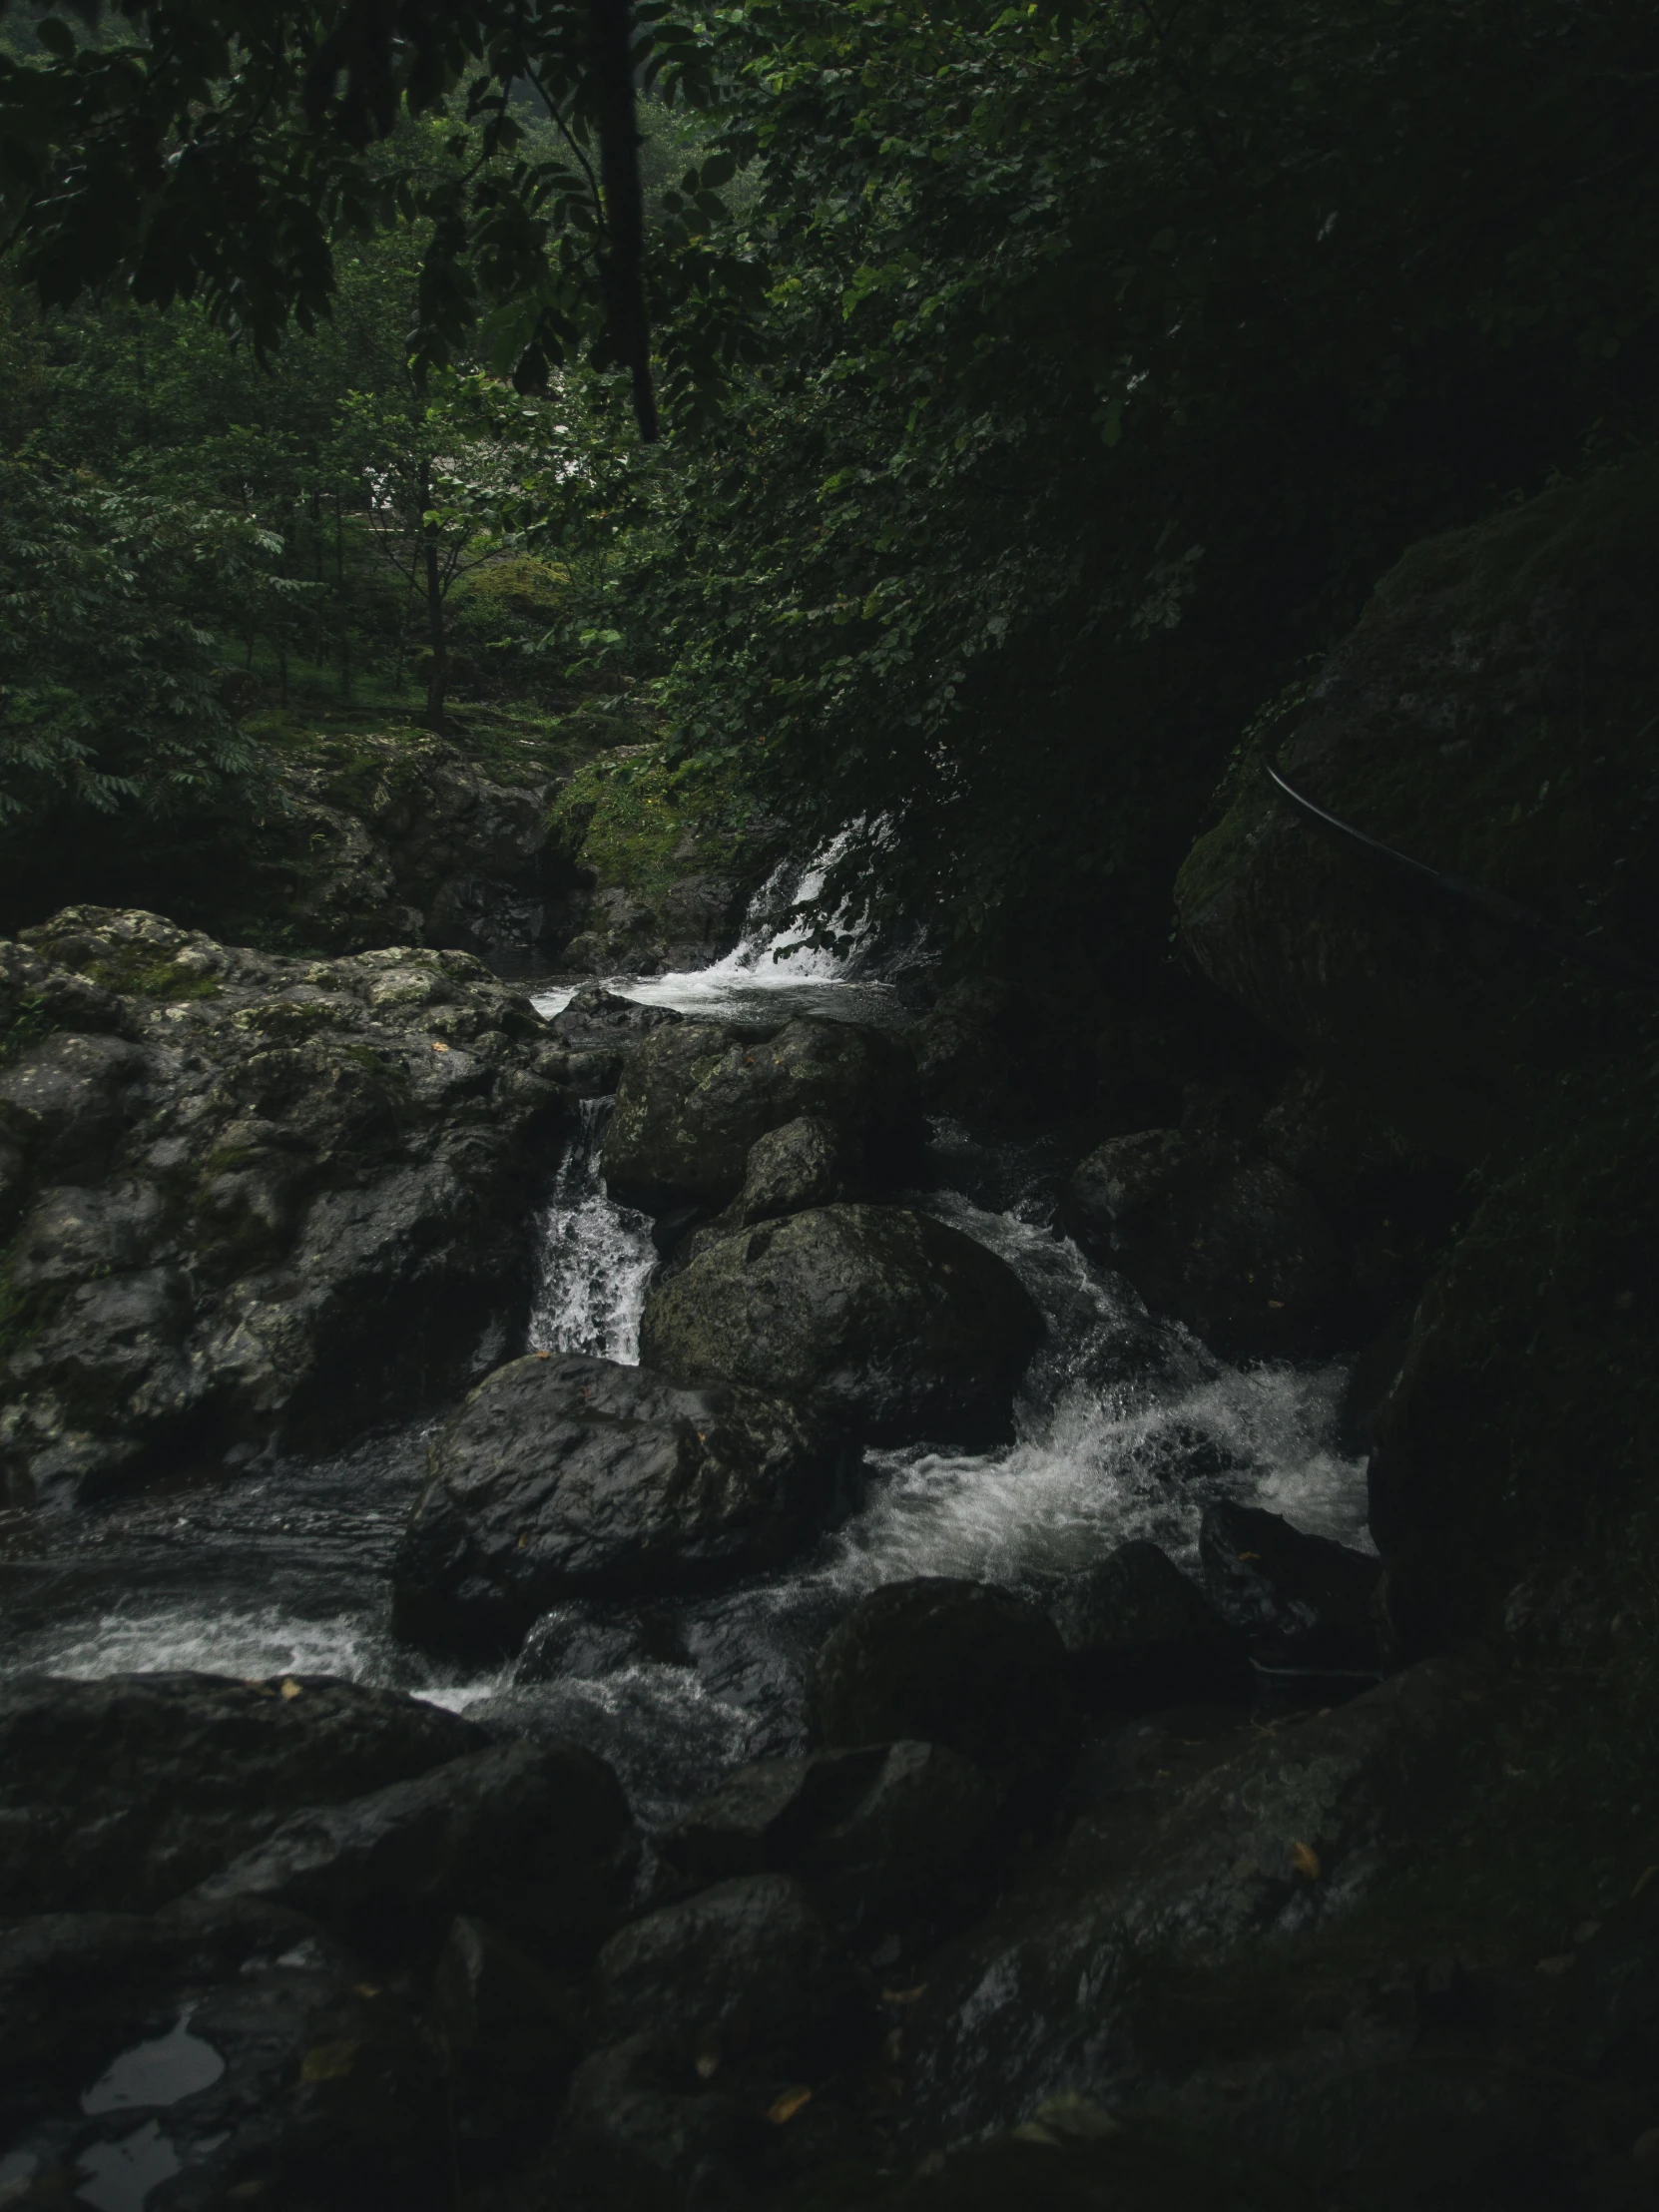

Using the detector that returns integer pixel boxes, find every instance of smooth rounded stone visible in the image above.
[0,1898,446,2212]
[1051,1540,1253,1714]
[731,1112,863,1224]
[391,1352,849,1656]
[0,1671,489,1916]
[808,1578,1077,1797]
[1198,1499,1382,1672]
[590,1872,845,2064]
[639,1204,1044,1447]
[192,1738,636,1969]
[0,908,570,1509]
[602,1015,921,1215]
[656,1739,996,1936]
[1059,1129,1343,1360]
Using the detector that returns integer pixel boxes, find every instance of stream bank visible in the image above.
[5,452,1659,2209]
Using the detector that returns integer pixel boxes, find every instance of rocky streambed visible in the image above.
[2,894,1658,2211]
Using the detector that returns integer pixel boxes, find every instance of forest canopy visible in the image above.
[1,0,1656,969]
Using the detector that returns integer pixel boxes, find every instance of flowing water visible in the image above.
[0,857,1371,1829]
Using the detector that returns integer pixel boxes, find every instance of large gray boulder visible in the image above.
[0,1671,487,1915]
[638,1204,1043,1446]
[601,1015,921,1215]
[0,908,571,1507]
[391,1352,850,1655]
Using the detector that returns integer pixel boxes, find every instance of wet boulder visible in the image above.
[1051,1541,1252,1714]
[192,1738,636,1969]
[538,985,685,1096]
[0,1670,488,1916]
[0,907,572,1509]
[390,1352,850,1656]
[657,1739,997,1939]
[639,1204,1043,1447]
[0,1898,446,2211]
[808,1578,1077,1799]
[590,1872,846,2064]
[730,1112,864,1224]
[602,1016,921,1215]
[1060,1129,1343,1360]
[895,1656,1501,2146]
[1198,1499,1382,1671]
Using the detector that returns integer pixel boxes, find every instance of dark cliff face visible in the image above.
[1174,452,1659,1660]
[1177,451,1659,1160]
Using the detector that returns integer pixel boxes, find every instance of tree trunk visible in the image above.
[335,490,351,705]
[421,466,448,731]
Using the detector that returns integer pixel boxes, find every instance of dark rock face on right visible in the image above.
[896,1656,1502,2149]
[1198,1499,1382,1670]
[1051,1540,1252,1713]
[392,1351,849,1654]
[809,1577,1075,1797]
[1061,1128,1343,1360]
[602,1015,921,1215]
[639,1204,1043,1447]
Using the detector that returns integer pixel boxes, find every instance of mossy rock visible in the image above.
[549,744,780,907]
[1176,449,1659,1155]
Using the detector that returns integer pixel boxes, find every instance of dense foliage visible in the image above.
[0,0,760,429]
[1,0,1656,970]
[623,0,1659,971]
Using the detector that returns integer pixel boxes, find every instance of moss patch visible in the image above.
[550,743,775,901]
[80,955,219,1001]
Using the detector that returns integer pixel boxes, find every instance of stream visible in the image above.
[0,873,1372,1829]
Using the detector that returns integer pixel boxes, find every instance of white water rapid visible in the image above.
[0,854,1371,1828]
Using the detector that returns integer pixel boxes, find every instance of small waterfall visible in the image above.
[695,832,868,985]
[528,1098,657,1364]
